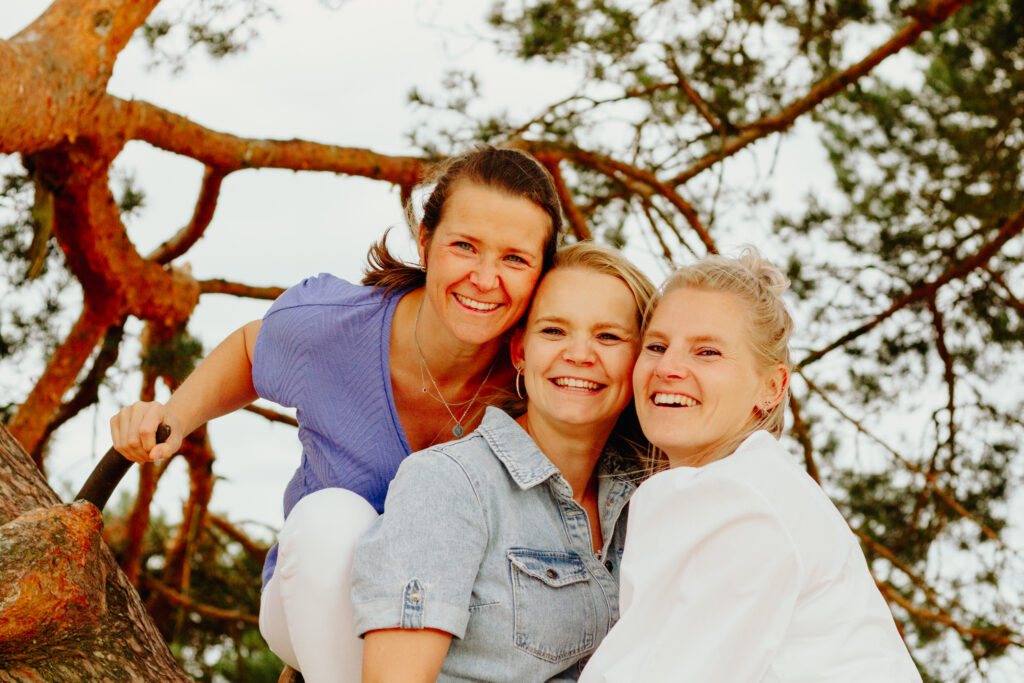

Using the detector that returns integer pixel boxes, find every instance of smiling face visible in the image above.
[512,267,641,439]
[633,287,785,467]
[418,180,552,347]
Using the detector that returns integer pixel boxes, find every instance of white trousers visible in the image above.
[259,488,379,682]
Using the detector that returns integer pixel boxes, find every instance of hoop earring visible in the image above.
[515,365,524,400]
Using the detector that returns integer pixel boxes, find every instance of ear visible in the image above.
[510,327,526,371]
[417,224,429,266]
[758,363,790,410]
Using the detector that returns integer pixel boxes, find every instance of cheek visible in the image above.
[632,357,654,392]
[613,351,639,386]
[509,270,542,307]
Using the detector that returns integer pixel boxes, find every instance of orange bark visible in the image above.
[5,304,112,465]
[0,428,190,680]
[0,0,160,154]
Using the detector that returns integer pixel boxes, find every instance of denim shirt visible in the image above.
[351,407,636,682]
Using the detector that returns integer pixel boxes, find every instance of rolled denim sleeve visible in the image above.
[351,448,487,639]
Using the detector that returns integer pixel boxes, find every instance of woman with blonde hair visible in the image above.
[581,248,921,682]
[352,242,655,681]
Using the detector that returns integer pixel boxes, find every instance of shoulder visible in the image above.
[265,274,393,317]
[629,435,804,540]
[633,456,778,519]
[395,410,523,497]
[723,432,843,514]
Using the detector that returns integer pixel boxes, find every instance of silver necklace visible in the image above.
[413,298,496,438]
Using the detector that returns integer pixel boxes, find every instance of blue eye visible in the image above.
[540,327,565,336]
[504,254,527,264]
[645,343,667,354]
[697,348,721,357]
[598,332,623,342]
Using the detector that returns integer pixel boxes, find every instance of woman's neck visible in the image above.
[516,411,611,502]
[394,289,502,393]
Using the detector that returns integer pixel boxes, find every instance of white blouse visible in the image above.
[580,430,921,683]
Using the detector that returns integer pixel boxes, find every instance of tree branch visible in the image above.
[205,513,270,564]
[31,324,125,463]
[787,391,820,482]
[142,576,259,626]
[876,581,1021,649]
[148,166,229,264]
[534,153,591,240]
[533,142,717,253]
[668,0,975,187]
[798,203,1024,370]
[199,279,286,300]
[0,0,162,154]
[5,304,112,462]
[91,96,426,184]
[664,47,730,135]
[801,374,1002,543]
[243,403,298,427]
[985,267,1024,318]
[928,297,958,471]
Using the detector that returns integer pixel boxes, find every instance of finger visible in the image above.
[149,443,176,461]
[112,408,137,457]
[139,407,164,454]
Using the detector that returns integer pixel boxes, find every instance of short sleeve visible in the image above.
[252,274,368,408]
[251,278,317,408]
[581,473,801,683]
[351,449,488,640]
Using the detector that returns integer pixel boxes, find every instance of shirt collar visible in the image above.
[477,407,562,490]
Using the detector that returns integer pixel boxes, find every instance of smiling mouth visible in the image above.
[552,377,605,392]
[454,293,501,312]
[652,392,699,407]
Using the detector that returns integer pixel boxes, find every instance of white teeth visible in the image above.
[454,293,500,311]
[653,393,698,407]
[553,377,603,391]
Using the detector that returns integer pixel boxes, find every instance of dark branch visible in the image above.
[149,166,228,264]
[798,204,1024,370]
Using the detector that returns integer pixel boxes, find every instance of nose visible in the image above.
[469,259,499,292]
[563,335,596,365]
[654,351,689,380]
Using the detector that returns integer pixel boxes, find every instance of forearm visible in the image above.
[362,628,451,683]
[167,320,261,436]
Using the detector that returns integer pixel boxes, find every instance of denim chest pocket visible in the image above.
[507,548,597,663]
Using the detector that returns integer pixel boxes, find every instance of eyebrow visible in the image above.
[448,232,541,257]
[644,329,725,345]
[534,315,634,332]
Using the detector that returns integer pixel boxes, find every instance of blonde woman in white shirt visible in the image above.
[580,248,921,683]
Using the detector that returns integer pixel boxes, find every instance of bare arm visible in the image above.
[110,320,262,462]
[362,628,452,683]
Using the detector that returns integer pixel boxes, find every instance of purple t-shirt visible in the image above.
[252,274,410,586]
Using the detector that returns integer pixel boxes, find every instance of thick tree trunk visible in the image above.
[0,424,191,681]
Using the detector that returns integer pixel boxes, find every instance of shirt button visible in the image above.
[409,590,422,604]
[546,568,559,579]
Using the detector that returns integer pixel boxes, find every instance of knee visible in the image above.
[277,488,378,574]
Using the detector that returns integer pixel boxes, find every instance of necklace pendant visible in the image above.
[452,424,464,438]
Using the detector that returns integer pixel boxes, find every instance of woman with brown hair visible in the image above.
[110,145,563,681]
